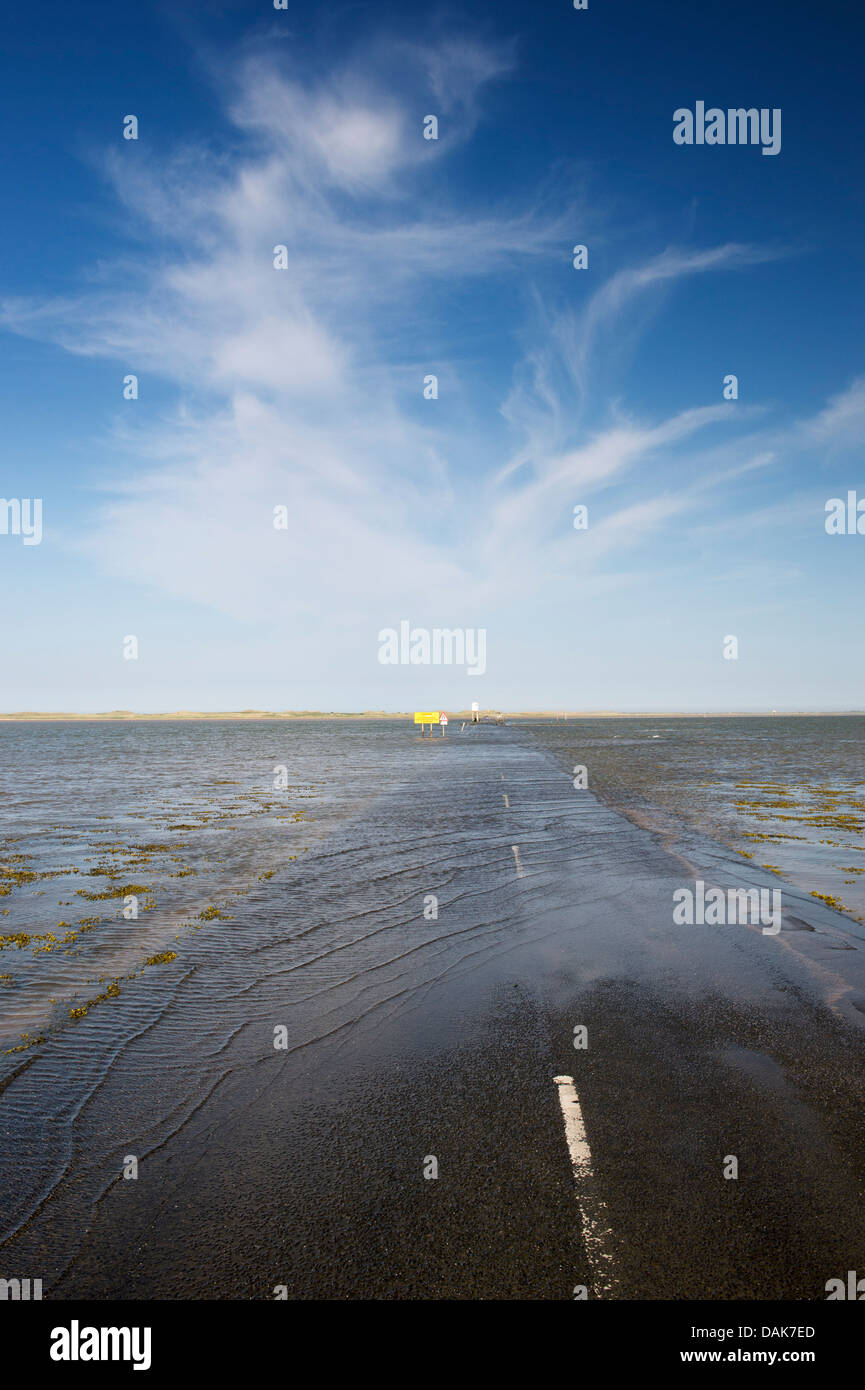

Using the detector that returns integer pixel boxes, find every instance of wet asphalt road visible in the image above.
[10,724,865,1300]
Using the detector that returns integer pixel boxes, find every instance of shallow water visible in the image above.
[4,717,863,1057]
[2,716,865,1295]
[524,715,865,925]
[0,719,423,1050]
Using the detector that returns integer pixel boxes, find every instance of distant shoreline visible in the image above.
[0,710,862,722]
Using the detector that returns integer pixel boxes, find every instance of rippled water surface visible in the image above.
[4,714,863,1058]
[0,719,418,1051]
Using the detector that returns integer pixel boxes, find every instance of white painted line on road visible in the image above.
[553,1075,620,1298]
[554,1074,593,1174]
[511,844,525,877]
[502,793,510,809]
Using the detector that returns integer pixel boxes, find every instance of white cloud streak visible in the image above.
[0,34,843,670]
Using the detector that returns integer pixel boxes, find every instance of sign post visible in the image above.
[439,712,448,737]
[414,712,439,739]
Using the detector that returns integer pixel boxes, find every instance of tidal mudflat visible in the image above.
[527,715,865,926]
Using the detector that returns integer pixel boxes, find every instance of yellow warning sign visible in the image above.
[414,712,440,724]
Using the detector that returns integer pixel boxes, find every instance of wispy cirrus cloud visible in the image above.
[0,31,838,666]
[498,242,792,478]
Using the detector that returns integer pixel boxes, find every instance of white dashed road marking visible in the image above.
[511,844,525,877]
[502,793,510,809]
[553,1075,620,1297]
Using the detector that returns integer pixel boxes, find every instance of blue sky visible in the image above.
[1,0,864,711]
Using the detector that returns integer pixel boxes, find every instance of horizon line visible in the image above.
[1,709,863,721]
